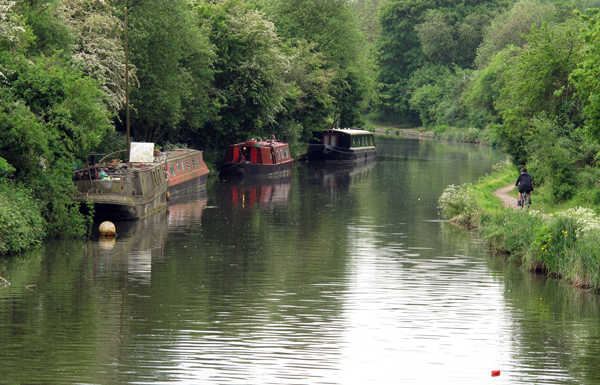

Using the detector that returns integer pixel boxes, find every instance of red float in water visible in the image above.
[491,370,501,377]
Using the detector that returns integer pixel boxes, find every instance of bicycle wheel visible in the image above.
[523,193,530,208]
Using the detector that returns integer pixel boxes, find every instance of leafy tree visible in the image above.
[193,0,289,148]
[113,0,215,144]
[460,45,521,127]
[16,0,73,55]
[354,0,388,45]
[277,39,335,139]
[264,0,376,130]
[571,8,600,140]
[377,0,509,123]
[474,1,555,68]
[59,0,134,115]
[494,21,583,167]
[0,49,111,238]
[0,0,33,52]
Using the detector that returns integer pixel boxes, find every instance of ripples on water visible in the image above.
[1,137,600,384]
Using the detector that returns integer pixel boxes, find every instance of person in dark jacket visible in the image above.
[515,168,533,207]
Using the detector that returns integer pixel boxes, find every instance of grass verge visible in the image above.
[439,159,600,291]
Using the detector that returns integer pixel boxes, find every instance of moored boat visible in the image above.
[216,138,293,178]
[307,128,377,163]
[162,148,210,196]
[72,142,169,221]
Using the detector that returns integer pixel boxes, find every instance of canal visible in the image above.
[1,135,600,384]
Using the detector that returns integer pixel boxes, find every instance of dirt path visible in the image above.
[493,184,519,209]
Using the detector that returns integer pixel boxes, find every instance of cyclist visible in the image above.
[515,167,533,207]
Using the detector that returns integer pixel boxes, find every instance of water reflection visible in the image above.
[304,161,376,193]
[93,214,168,284]
[167,188,208,229]
[216,175,292,210]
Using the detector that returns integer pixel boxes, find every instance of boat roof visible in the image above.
[326,128,374,135]
[231,140,289,148]
[162,148,202,160]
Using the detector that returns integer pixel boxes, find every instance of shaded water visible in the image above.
[1,135,600,384]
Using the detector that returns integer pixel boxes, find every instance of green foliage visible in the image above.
[478,209,542,258]
[438,183,480,225]
[474,1,555,68]
[571,8,600,140]
[494,21,583,167]
[264,0,377,130]
[461,46,521,127]
[194,0,289,147]
[114,0,216,144]
[0,180,46,255]
[377,0,510,119]
[0,157,15,179]
[18,0,73,55]
[407,64,473,127]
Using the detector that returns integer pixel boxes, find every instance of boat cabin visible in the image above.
[224,140,292,165]
[319,129,375,149]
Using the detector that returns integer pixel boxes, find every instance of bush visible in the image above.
[0,181,46,255]
[478,209,542,259]
[438,183,479,225]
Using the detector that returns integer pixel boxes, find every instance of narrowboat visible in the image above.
[307,128,377,163]
[162,149,210,196]
[72,142,169,221]
[216,139,293,178]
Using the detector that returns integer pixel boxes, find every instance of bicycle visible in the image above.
[520,191,531,210]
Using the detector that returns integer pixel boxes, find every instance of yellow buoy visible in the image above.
[99,221,116,236]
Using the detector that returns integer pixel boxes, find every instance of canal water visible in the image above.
[1,135,600,384]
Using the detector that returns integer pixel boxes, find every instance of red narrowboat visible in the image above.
[216,139,293,178]
[162,149,210,196]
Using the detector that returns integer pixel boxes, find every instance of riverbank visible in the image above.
[440,161,600,291]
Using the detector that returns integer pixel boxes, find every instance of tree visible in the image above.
[264,0,377,130]
[571,8,600,140]
[377,0,509,123]
[277,39,336,140]
[474,1,555,68]
[0,52,111,237]
[193,0,289,148]
[495,21,583,166]
[113,0,215,144]
[59,0,134,115]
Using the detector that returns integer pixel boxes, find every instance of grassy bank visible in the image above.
[439,160,600,291]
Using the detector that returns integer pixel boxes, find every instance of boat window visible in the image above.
[176,162,181,174]
[284,148,289,158]
[277,150,281,160]
[185,159,190,171]
[180,161,185,172]
[170,164,176,176]
[192,157,197,168]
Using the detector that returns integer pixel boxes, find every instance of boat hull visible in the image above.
[73,163,168,221]
[306,144,377,163]
[163,149,210,196]
[217,161,293,178]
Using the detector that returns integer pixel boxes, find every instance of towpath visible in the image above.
[493,184,519,209]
